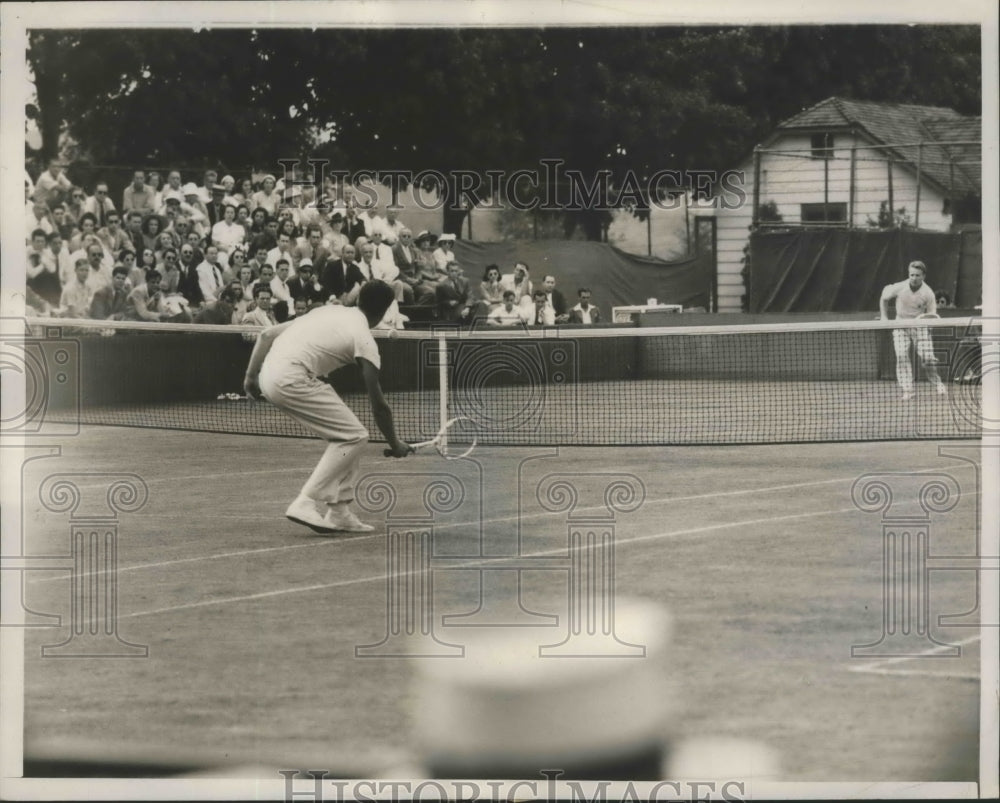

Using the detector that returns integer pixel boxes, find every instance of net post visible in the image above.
[438,334,448,452]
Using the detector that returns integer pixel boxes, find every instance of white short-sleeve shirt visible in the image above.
[265,305,380,378]
[881,280,936,319]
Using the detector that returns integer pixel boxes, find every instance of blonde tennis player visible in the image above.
[244,280,412,533]
[880,260,947,401]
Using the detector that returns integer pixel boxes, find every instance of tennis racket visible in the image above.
[386,416,478,459]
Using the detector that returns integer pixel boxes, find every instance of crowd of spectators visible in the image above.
[24,161,603,329]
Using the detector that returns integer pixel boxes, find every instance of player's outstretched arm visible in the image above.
[358,357,411,457]
[243,320,294,399]
[879,287,893,321]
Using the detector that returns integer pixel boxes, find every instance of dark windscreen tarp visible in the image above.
[452,240,713,313]
[748,228,982,312]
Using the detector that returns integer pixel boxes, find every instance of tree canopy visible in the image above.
[27,25,981,237]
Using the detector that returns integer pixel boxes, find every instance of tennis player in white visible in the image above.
[243,280,412,533]
[879,260,947,401]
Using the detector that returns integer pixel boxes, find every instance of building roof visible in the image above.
[773,97,981,197]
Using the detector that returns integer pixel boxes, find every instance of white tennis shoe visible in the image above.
[324,503,375,533]
[285,496,337,534]
[901,392,915,401]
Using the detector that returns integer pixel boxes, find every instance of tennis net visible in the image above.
[26,315,983,445]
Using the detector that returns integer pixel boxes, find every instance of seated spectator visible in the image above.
[126,269,188,322]
[122,170,156,216]
[488,290,530,326]
[529,289,555,326]
[368,230,412,303]
[234,177,255,205]
[82,241,113,291]
[123,210,146,253]
[343,205,367,243]
[541,274,570,323]
[211,200,245,254]
[249,263,276,299]
[120,248,144,289]
[137,247,159,281]
[241,283,279,327]
[90,265,131,321]
[234,265,256,303]
[27,229,61,306]
[147,171,164,211]
[287,258,326,307]
[59,259,96,319]
[141,213,167,252]
[182,183,210,226]
[361,205,386,239]
[251,175,281,217]
[65,187,87,228]
[568,287,602,324]
[175,243,204,307]
[277,213,302,250]
[249,218,280,261]
[247,207,270,241]
[501,262,534,310]
[159,247,181,294]
[266,231,296,273]
[154,231,178,266]
[97,211,132,256]
[47,231,75,290]
[83,181,116,227]
[436,261,473,324]
[935,291,955,309]
[381,206,405,245]
[196,244,226,304]
[286,297,311,321]
[235,204,252,238]
[433,233,456,272]
[476,263,505,318]
[34,159,73,208]
[26,198,54,243]
[194,285,242,325]
[50,203,76,241]
[320,244,353,302]
[223,246,250,285]
[270,259,294,307]
[294,225,332,274]
[323,211,351,256]
[343,243,377,305]
[69,212,99,254]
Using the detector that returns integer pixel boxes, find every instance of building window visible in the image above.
[810,133,834,159]
[800,202,847,225]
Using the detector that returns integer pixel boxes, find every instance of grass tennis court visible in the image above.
[19,426,982,781]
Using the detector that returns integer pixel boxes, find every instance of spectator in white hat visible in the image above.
[433,233,457,272]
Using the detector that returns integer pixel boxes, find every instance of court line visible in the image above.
[31,464,978,584]
[27,462,978,585]
[846,634,982,680]
[53,457,974,490]
[112,503,869,620]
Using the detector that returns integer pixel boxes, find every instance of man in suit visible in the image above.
[436,261,472,323]
[294,225,332,277]
[567,287,602,324]
[541,274,569,323]
[287,258,326,308]
[320,243,357,302]
[343,206,367,243]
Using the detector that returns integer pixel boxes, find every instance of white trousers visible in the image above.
[260,362,369,504]
[892,327,943,394]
